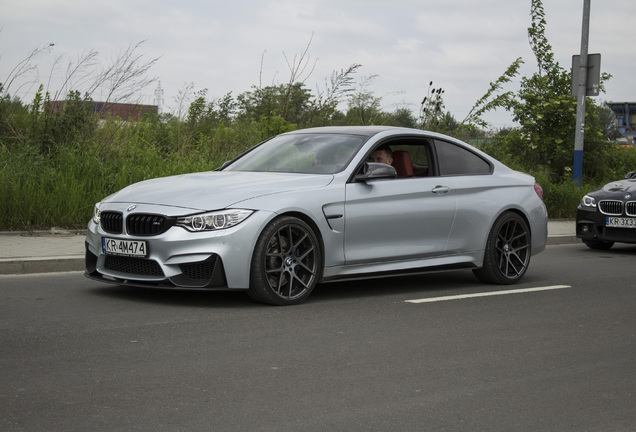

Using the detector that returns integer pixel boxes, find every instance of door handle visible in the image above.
[432,185,451,194]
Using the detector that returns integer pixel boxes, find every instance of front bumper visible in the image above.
[85,209,274,290]
[576,207,636,244]
[85,245,228,289]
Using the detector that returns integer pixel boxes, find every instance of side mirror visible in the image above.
[626,172,636,180]
[217,161,231,171]
[354,162,397,182]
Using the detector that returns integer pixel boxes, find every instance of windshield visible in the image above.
[223,133,366,174]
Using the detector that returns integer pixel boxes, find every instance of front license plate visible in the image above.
[102,237,148,257]
[606,217,636,228]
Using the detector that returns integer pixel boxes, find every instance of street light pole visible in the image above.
[573,0,591,187]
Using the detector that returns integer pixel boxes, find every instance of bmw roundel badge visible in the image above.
[127,204,137,212]
[625,193,632,200]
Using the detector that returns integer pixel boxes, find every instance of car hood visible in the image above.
[599,179,636,194]
[103,171,334,211]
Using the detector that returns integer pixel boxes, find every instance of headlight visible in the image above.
[581,195,597,208]
[93,203,102,224]
[176,209,253,232]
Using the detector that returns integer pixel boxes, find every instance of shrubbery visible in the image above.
[0,90,632,230]
[0,100,283,229]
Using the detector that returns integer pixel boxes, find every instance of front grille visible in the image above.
[104,255,164,276]
[626,201,636,216]
[101,212,123,234]
[599,200,623,216]
[127,214,171,236]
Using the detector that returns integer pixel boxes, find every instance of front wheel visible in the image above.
[473,212,531,285]
[248,216,322,305]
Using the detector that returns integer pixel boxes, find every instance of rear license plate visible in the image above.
[102,237,148,257]
[606,217,636,228]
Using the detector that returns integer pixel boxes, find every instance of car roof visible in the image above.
[281,125,409,138]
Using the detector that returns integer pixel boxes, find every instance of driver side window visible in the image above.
[375,139,432,178]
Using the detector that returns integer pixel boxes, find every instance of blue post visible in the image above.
[573,150,583,187]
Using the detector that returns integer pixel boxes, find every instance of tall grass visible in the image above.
[0,114,261,229]
[1,103,635,230]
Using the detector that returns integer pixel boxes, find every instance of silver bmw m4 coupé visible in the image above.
[85,126,548,305]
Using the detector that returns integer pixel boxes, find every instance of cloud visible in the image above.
[1,0,635,127]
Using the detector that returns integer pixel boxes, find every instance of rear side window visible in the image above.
[435,140,491,176]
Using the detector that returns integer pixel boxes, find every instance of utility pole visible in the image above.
[573,0,591,187]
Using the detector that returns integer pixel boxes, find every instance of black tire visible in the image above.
[248,216,322,305]
[473,212,531,285]
[582,239,614,250]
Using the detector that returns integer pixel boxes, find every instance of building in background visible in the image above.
[606,102,636,145]
[45,100,158,121]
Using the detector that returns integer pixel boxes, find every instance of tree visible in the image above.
[280,34,317,121]
[86,41,159,105]
[309,64,361,126]
[462,59,523,130]
[345,74,381,125]
[597,102,621,141]
[236,83,312,127]
[465,0,613,183]
[383,107,418,128]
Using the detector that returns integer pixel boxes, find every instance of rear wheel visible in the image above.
[582,239,614,250]
[473,212,531,285]
[248,216,322,305]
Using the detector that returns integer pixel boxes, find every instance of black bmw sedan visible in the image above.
[577,172,636,249]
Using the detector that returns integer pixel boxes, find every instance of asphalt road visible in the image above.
[1,243,635,431]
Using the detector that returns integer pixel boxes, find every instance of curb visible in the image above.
[0,229,87,237]
[0,256,85,276]
[546,235,580,246]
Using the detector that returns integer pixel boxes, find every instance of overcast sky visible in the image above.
[1,0,634,128]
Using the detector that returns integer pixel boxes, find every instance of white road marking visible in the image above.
[404,285,572,304]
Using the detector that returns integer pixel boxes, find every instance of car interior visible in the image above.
[371,138,433,178]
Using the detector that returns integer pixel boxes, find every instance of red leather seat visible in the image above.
[391,150,414,178]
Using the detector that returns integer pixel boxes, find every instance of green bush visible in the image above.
[534,174,585,219]
[0,89,632,230]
